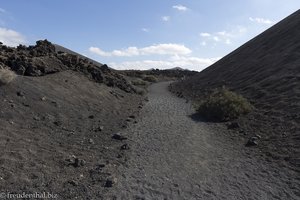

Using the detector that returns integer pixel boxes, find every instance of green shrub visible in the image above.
[142,75,157,83]
[131,79,147,86]
[196,87,253,121]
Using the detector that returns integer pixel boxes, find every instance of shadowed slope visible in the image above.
[171,10,300,167]
[173,10,300,116]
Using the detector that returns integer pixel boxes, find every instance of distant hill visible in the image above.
[147,67,188,71]
[54,44,104,68]
[121,68,198,81]
[168,67,187,71]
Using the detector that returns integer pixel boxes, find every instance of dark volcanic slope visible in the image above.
[0,40,135,93]
[171,10,300,166]
[0,71,143,198]
[174,10,300,117]
[54,44,104,68]
[0,41,144,198]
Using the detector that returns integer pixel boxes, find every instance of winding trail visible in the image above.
[109,82,299,200]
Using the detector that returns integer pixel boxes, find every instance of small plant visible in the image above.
[0,68,17,86]
[142,75,157,83]
[196,87,253,121]
[131,78,147,86]
[133,86,146,95]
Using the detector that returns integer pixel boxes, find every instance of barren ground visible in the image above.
[0,71,143,199]
[106,82,299,200]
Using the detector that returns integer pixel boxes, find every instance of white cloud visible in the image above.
[170,55,220,68]
[162,16,170,21]
[0,8,6,14]
[89,46,139,57]
[0,27,26,46]
[172,5,188,11]
[89,43,192,57]
[113,47,140,56]
[108,56,221,71]
[225,39,231,44]
[217,31,226,36]
[200,26,247,46]
[90,43,219,71]
[238,27,247,33]
[142,28,149,32]
[89,47,111,57]
[249,17,274,24]
[141,44,191,55]
[200,32,211,37]
[213,36,220,41]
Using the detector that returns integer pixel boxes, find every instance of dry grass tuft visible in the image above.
[142,75,158,83]
[0,68,17,86]
[131,78,147,86]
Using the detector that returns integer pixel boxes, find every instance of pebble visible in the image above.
[246,137,259,146]
[22,102,30,107]
[104,177,117,187]
[95,126,104,132]
[120,144,130,150]
[112,133,127,141]
[96,164,105,170]
[53,121,62,126]
[89,138,94,144]
[126,118,131,122]
[33,116,40,121]
[129,115,135,119]
[68,180,78,186]
[104,179,114,187]
[17,91,25,97]
[66,156,86,168]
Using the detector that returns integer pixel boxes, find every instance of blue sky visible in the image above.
[0,1,299,71]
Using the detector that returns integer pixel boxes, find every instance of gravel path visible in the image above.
[108,82,299,200]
